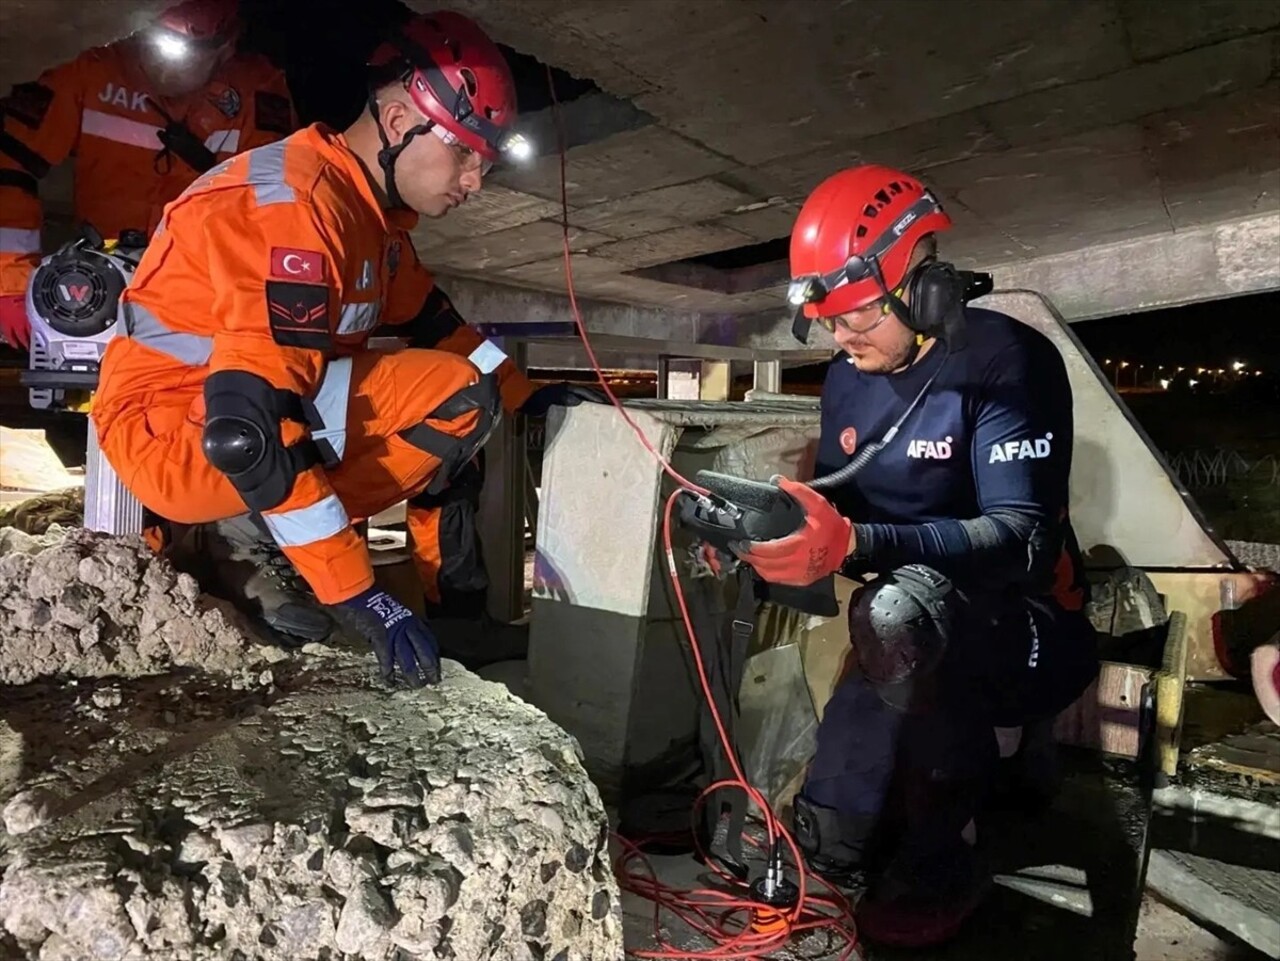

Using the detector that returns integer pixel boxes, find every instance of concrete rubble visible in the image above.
[0,525,283,687]
[1,527,622,961]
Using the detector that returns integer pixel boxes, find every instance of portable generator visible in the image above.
[25,226,146,410]
[20,225,147,535]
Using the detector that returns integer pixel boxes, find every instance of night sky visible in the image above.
[1071,290,1280,374]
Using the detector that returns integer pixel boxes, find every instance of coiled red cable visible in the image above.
[544,68,859,960]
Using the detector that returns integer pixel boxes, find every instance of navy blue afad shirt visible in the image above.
[816,308,1086,610]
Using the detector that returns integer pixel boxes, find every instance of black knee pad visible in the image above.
[203,370,321,512]
[792,793,878,878]
[849,565,958,703]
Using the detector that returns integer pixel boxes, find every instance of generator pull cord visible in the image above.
[545,69,859,959]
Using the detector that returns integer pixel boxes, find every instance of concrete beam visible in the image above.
[447,212,1279,373]
[980,211,1280,321]
[437,273,832,362]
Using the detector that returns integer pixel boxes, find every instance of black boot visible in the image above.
[791,793,883,888]
[857,838,990,947]
[175,515,335,644]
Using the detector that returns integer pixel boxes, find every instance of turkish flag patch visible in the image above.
[840,427,858,455]
[266,280,331,350]
[270,247,324,282]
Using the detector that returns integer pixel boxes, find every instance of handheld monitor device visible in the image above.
[676,471,805,552]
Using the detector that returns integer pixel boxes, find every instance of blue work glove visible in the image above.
[340,588,441,687]
[519,383,608,417]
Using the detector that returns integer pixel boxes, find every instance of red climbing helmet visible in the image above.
[788,165,953,319]
[152,0,240,48]
[369,11,522,164]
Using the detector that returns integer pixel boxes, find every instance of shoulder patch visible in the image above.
[254,90,292,134]
[207,83,241,119]
[266,280,331,350]
[1,82,54,129]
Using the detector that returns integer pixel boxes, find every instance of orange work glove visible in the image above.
[734,478,853,587]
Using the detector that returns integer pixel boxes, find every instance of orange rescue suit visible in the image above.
[0,38,296,297]
[381,234,535,606]
[93,124,518,604]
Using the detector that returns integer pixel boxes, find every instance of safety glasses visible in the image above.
[431,117,531,175]
[815,287,905,336]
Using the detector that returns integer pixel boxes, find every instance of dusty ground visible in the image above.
[1134,896,1267,961]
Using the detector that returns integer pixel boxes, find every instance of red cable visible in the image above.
[544,71,708,499]
[543,68,858,959]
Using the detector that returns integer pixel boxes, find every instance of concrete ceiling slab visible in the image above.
[1117,0,1280,61]
[4,0,1277,331]
[590,224,755,270]
[569,178,757,237]
[978,33,1274,149]
[712,202,800,242]
[497,252,617,284]
[1145,84,1280,229]
[412,219,612,271]
[490,125,736,206]
[420,186,568,239]
[928,125,1172,255]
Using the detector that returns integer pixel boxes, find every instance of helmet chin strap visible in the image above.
[367,92,434,211]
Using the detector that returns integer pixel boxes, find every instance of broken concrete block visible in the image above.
[1,528,620,960]
[0,656,621,960]
[334,880,396,954]
[0,526,282,686]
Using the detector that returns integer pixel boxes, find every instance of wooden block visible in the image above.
[698,361,731,402]
[1147,849,1280,959]
[1155,610,1190,778]
[1186,722,1280,784]
[1054,661,1152,758]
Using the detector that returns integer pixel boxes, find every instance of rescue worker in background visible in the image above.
[91,10,551,687]
[0,0,296,349]
[735,166,1099,946]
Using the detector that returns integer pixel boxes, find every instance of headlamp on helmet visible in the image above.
[150,0,238,57]
[152,30,191,61]
[499,131,534,163]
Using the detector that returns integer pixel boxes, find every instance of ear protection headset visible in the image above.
[880,257,993,348]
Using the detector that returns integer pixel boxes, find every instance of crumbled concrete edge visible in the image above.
[2,528,622,960]
[0,525,288,686]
